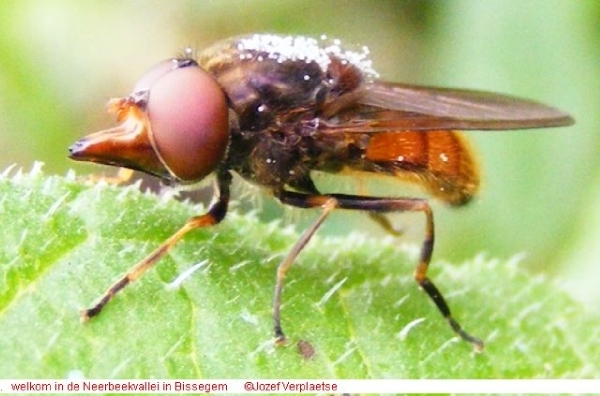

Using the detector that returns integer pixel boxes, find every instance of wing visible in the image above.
[318,81,574,133]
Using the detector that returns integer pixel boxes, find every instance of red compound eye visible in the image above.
[141,60,229,182]
[132,58,178,94]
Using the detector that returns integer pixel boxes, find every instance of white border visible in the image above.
[1,379,599,394]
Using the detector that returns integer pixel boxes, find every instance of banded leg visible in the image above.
[81,171,232,321]
[275,190,484,351]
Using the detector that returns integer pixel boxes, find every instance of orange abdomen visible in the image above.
[364,130,479,205]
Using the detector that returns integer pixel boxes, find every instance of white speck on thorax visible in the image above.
[236,34,379,79]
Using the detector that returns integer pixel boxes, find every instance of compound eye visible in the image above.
[133,59,178,94]
[144,63,229,182]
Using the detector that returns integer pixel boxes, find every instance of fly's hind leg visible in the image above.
[276,190,483,351]
[414,203,484,352]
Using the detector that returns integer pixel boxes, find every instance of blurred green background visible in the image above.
[1,1,598,310]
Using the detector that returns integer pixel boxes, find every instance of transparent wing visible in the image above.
[318,81,574,133]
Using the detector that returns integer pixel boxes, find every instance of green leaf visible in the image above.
[1,165,598,379]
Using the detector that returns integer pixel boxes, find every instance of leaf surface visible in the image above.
[0,166,598,379]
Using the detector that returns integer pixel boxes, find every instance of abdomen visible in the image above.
[362,130,479,206]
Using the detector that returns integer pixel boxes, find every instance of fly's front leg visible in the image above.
[79,167,135,185]
[278,190,483,351]
[81,171,231,321]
